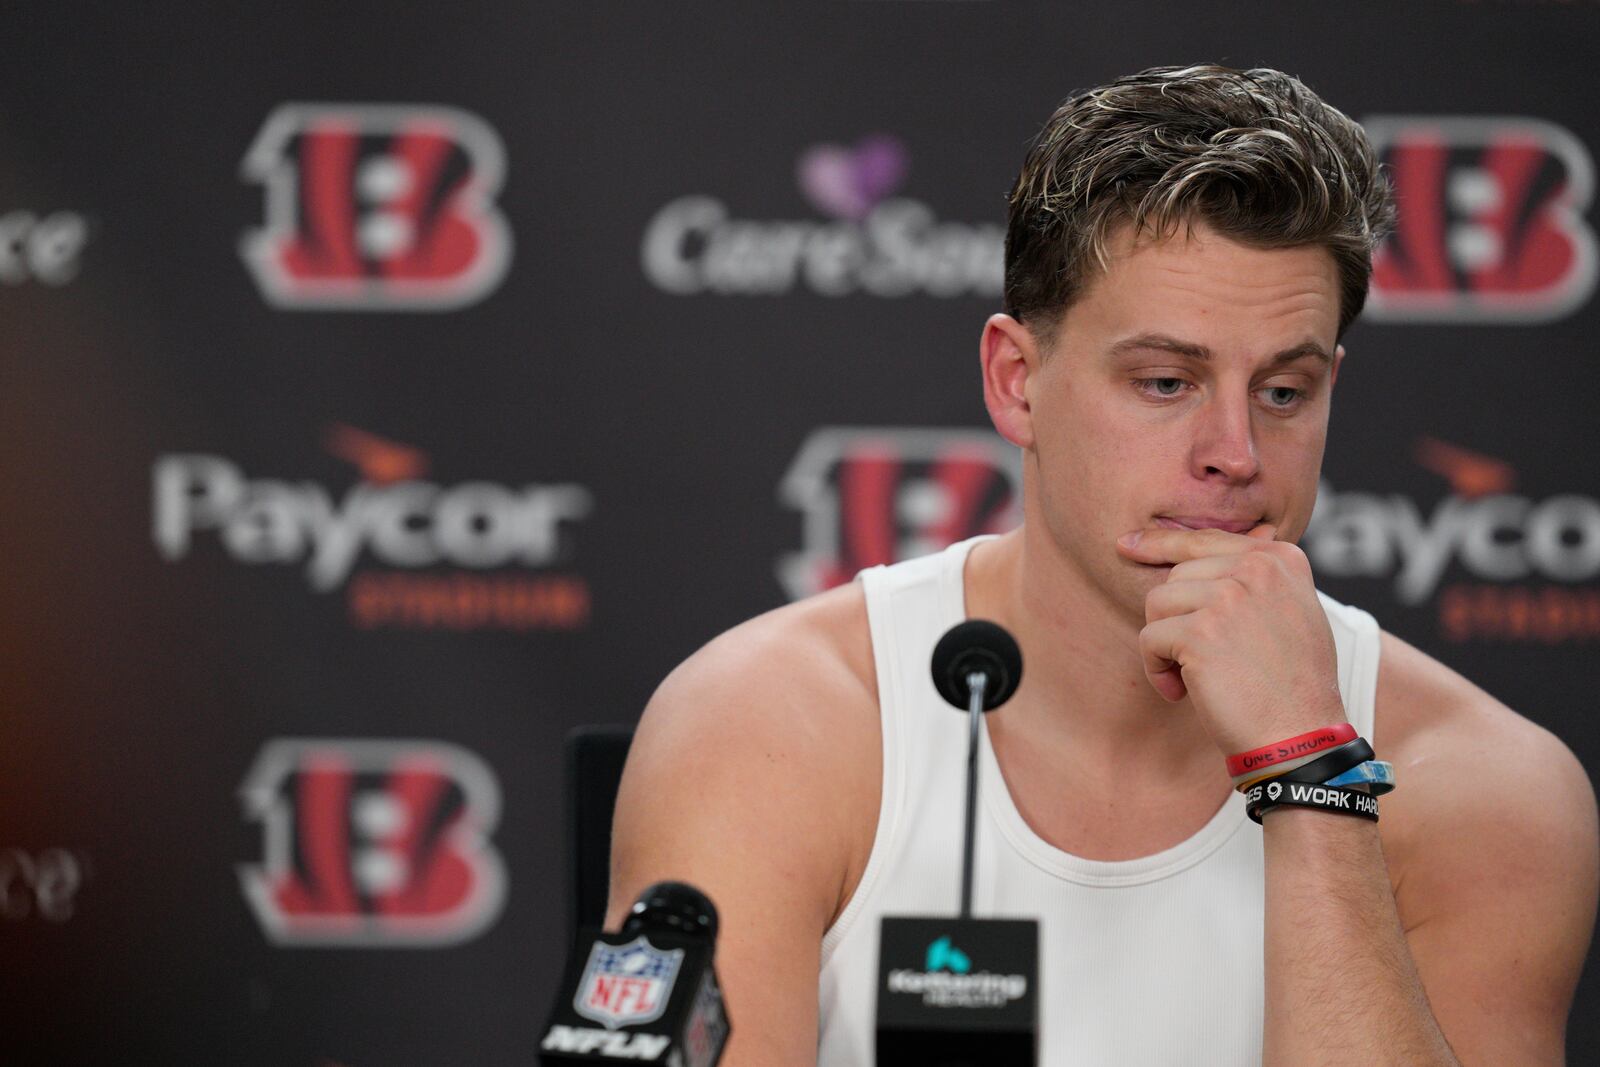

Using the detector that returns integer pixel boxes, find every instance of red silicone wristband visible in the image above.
[1225,724,1357,778]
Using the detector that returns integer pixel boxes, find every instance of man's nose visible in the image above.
[1191,392,1261,482]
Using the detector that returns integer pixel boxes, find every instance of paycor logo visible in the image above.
[152,425,593,630]
[1304,438,1600,643]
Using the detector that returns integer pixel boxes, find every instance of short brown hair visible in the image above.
[1004,64,1396,345]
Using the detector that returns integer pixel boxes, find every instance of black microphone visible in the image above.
[931,619,1023,712]
[876,619,1038,1066]
[540,881,731,1064]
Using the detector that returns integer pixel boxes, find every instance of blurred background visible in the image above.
[3,3,1598,1063]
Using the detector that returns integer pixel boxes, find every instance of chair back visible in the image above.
[563,724,635,932]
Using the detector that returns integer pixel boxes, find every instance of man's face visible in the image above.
[1021,218,1344,615]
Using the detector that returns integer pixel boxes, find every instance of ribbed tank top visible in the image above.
[816,536,1381,1066]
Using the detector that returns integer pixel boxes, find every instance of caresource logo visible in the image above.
[642,134,1003,298]
[1364,116,1596,322]
[778,427,1021,599]
[1305,438,1600,643]
[238,738,505,947]
[152,425,593,630]
[240,103,511,310]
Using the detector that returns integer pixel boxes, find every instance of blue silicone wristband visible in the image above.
[1322,759,1395,796]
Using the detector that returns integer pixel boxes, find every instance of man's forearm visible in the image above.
[1262,808,1458,1066]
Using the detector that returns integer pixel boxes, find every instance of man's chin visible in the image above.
[1110,560,1170,615]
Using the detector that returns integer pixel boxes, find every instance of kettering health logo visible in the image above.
[152,424,593,630]
[641,134,1003,298]
[925,935,971,973]
[1306,437,1600,643]
[887,935,1027,1009]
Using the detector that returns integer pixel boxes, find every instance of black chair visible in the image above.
[563,723,636,933]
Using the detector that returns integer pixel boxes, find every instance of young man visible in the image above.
[608,65,1600,1065]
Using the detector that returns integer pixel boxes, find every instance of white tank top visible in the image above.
[816,536,1381,1066]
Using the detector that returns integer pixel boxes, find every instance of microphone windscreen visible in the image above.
[621,881,719,941]
[930,619,1023,711]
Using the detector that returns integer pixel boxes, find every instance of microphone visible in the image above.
[540,881,731,1064]
[931,619,1023,712]
[876,619,1038,1066]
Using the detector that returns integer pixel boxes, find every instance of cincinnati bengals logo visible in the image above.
[1364,116,1596,322]
[240,103,511,310]
[777,427,1022,600]
[237,738,506,946]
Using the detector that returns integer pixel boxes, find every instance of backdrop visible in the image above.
[3,3,1598,1063]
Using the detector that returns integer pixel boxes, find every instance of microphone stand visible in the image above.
[876,619,1035,1063]
[961,670,987,920]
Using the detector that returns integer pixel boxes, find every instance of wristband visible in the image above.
[1225,724,1357,779]
[1270,738,1375,789]
[1231,746,1337,791]
[1245,779,1379,824]
[1322,760,1395,796]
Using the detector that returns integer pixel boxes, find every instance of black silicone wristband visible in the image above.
[1272,737,1375,788]
[1245,779,1380,824]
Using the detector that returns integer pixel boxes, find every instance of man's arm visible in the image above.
[1381,638,1597,1065]
[1264,641,1599,1066]
[606,590,879,1066]
[1262,807,1456,1063]
[1118,527,1599,1064]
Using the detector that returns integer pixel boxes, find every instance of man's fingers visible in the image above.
[1138,615,1189,702]
[1163,555,1251,585]
[1144,578,1246,623]
[1117,523,1278,564]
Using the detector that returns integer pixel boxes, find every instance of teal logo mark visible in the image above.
[925,936,971,974]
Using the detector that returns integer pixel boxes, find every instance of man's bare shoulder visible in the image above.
[1375,627,1597,923]
[1374,628,1589,798]
[1375,627,1568,761]
[647,580,878,742]
[608,582,882,929]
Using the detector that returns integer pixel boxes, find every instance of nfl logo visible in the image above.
[572,936,685,1029]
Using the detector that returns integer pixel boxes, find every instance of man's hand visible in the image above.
[1114,523,1348,756]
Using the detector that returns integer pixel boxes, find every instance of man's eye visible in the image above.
[1138,378,1187,397]
[1263,386,1303,407]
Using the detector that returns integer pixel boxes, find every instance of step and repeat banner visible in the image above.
[3,3,1598,1064]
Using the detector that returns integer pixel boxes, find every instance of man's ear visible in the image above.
[1331,343,1345,389]
[981,314,1039,450]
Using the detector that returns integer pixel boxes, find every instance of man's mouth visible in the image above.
[1154,516,1264,534]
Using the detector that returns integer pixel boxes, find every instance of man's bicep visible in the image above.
[1400,730,1599,1065]
[606,667,843,1065]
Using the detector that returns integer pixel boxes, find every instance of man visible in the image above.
[608,65,1600,1065]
